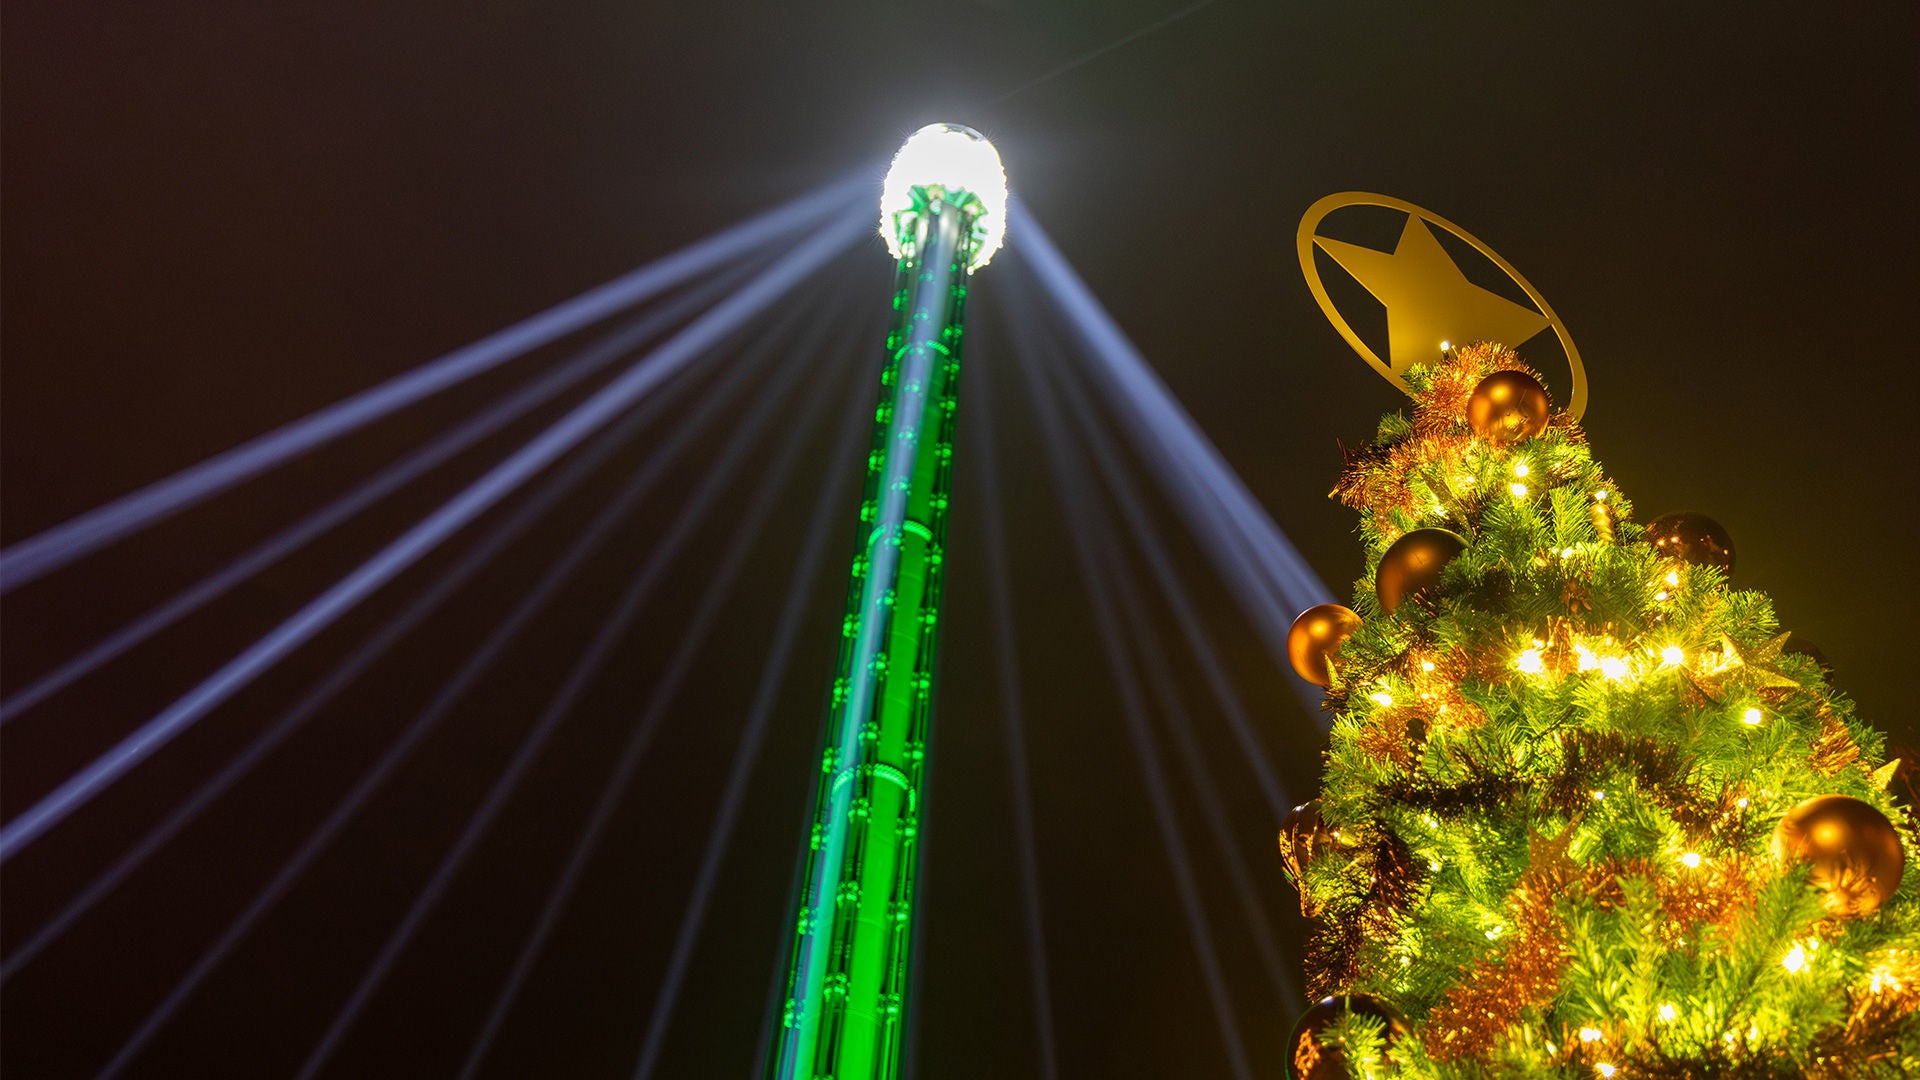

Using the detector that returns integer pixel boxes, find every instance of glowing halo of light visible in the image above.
[880,123,1007,268]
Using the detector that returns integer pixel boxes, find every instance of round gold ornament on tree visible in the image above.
[1772,794,1906,917]
[1646,511,1735,573]
[1284,994,1410,1080]
[1278,799,1365,917]
[1465,369,1550,445]
[1375,529,1466,614]
[1278,799,1355,887]
[1288,604,1363,686]
[1784,634,1832,674]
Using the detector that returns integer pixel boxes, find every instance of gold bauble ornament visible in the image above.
[1375,529,1466,615]
[1645,511,1735,573]
[1772,794,1905,917]
[1278,799,1361,914]
[1288,604,1363,686]
[1285,994,1410,1080]
[1278,799,1333,887]
[1465,370,1550,445]
[1784,634,1831,674]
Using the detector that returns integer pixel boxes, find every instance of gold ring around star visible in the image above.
[1297,192,1588,420]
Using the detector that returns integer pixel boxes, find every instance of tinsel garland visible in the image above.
[1423,832,1580,1059]
[1810,712,1864,777]
[1422,841,1764,1060]
[1355,706,1422,768]
[1374,730,1756,848]
[1306,834,1422,998]
[1330,343,1587,533]
[1543,731,1747,843]
[1653,853,1761,931]
[1802,949,1920,1078]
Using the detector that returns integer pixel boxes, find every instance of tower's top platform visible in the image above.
[880,123,1007,270]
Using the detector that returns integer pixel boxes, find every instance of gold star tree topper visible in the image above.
[1297,193,1589,419]
[1316,217,1549,372]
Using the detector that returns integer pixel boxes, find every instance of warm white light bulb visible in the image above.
[880,123,1008,268]
[1660,645,1686,666]
[1515,649,1545,675]
[1783,943,1808,973]
[1742,707,1763,725]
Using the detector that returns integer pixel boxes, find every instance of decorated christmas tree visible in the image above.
[1279,343,1918,1078]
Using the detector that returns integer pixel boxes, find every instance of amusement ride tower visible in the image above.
[769,124,1007,1080]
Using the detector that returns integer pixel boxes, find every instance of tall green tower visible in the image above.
[770,124,1006,1080]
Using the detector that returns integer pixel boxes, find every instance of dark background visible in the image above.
[4,2,1916,1076]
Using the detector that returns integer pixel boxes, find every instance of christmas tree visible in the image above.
[1279,343,1918,1078]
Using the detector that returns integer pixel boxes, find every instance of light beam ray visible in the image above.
[1,208,869,863]
[1016,325,1254,1080]
[967,323,1060,1080]
[1006,238,1315,634]
[1007,226,1312,606]
[297,301,860,1080]
[1059,352,1297,1003]
[752,735,827,1078]
[0,263,758,727]
[1005,206,1335,685]
[460,323,873,1080]
[981,0,1223,106]
[628,346,870,1080]
[0,272,790,985]
[997,276,1301,803]
[1005,241,1324,715]
[0,175,868,592]
[1102,545,1300,1004]
[1044,336,1294,818]
[1009,264,1303,1007]
[88,278,836,1080]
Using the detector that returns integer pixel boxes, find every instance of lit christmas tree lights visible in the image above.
[1280,343,1918,1079]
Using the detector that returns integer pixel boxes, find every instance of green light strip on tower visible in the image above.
[769,189,977,1080]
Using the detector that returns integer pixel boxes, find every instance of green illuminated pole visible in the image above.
[771,125,1004,1080]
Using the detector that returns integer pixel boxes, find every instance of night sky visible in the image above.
[4,3,1917,1077]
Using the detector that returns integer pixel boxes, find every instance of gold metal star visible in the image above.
[1296,192,1590,418]
[1691,631,1802,697]
[1525,826,1577,873]
[1315,214,1552,377]
[1872,758,1903,791]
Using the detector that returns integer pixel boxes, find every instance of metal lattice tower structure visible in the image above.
[770,124,1007,1080]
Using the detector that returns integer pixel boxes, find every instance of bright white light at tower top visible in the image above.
[880,123,1007,269]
